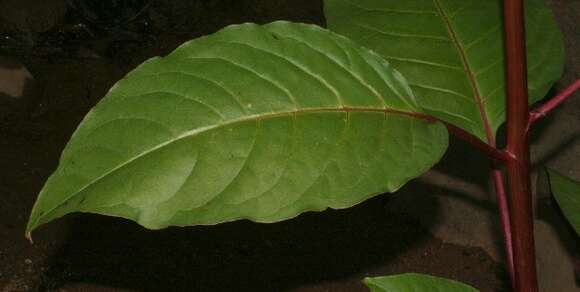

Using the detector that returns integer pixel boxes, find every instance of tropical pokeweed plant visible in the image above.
[25,0,580,291]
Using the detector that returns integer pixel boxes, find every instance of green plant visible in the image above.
[547,169,580,236]
[25,0,579,291]
[365,273,480,292]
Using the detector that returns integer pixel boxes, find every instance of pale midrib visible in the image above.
[30,106,431,230]
[432,0,495,145]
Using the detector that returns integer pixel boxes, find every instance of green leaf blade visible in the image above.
[547,170,580,236]
[27,22,448,232]
[364,273,479,292]
[324,0,565,142]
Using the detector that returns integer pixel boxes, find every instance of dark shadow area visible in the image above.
[430,135,493,190]
[38,195,438,291]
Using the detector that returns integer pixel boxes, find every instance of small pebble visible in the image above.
[0,56,34,99]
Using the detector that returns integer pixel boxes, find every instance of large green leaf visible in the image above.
[364,273,479,292]
[27,22,448,233]
[547,169,580,236]
[324,0,564,142]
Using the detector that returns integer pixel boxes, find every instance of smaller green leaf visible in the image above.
[547,169,580,236]
[364,273,479,292]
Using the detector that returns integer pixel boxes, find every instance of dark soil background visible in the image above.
[0,1,576,291]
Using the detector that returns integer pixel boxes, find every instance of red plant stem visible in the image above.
[528,79,580,129]
[442,122,509,162]
[425,111,516,284]
[491,167,515,286]
[503,0,538,291]
[440,123,515,282]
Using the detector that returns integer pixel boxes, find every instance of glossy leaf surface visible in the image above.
[27,22,448,232]
[364,273,479,292]
[547,169,580,236]
[324,0,564,142]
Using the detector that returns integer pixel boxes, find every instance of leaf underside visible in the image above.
[547,170,580,236]
[27,22,448,232]
[364,273,479,292]
[324,0,564,142]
